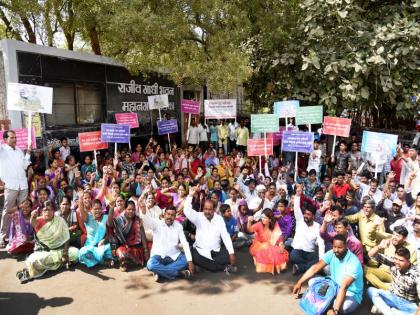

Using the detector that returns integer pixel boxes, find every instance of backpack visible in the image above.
[299,277,339,315]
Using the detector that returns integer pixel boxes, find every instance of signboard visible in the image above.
[79,131,109,152]
[101,124,131,143]
[181,99,200,114]
[148,94,169,110]
[251,114,279,133]
[281,131,314,153]
[273,100,300,118]
[0,128,36,150]
[115,112,139,129]
[361,131,398,156]
[204,99,236,119]
[267,131,283,146]
[322,117,352,137]
[157,119,178,135]
[7,83,53,113]
[247,138,274,156]
[295,106,323,125]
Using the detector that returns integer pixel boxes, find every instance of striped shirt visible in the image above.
[376,253,420,303]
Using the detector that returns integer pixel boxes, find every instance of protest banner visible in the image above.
[247,138,274,156]
[101,124,131,143]
[266,129,284,146]
[181,99,200,134]
[204,99,236,119]
[148,94,169,110]
[251,114,279,133]
[181,99,200,115]
[115,112,139,129]
[281,131,314,181]
[79,131,108,152]
[273,100,300,118]
[322,117,352,137]
[0,127,36,150]
[361,131,398,155]
[361,130,398,178]
[282,131,314,153]
[7,83,53,114]
[7,82,53,148]
[157,119,178,135]
[323,116,352,156]
[295,106,323,128]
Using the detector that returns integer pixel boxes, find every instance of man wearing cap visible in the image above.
[365,225,417,290]
[377,198,405,233]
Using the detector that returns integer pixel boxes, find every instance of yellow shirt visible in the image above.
[217,125,228,141]
[235,127,249,146]
[346,211,389,251]
[382,241,418,268]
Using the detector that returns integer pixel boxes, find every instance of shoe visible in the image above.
[292,264,298,275]
[224,264,238,275]
[179,270,192,280]
[370,305,382,315]
[16,268,30,284]
[153,273,160,282]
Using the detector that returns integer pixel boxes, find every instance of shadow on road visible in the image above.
[124,249,297,299]
[0,292,73,315]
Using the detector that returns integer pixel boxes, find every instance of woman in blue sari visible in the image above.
[78,196,113,267]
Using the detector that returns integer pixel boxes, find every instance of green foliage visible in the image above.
[99,0,252,92]
[245,0,419,126]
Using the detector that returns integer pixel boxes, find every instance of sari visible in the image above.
[78,213,113,268]
[25,216,79,278]
[249,222,289,274]
[7,210,34,255]
[172,193,186,223]
[112,213,145,265]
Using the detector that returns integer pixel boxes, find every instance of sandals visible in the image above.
[16,269,30,284]
[119,262,127,272]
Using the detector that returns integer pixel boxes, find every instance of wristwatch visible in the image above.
[333,309,339,315]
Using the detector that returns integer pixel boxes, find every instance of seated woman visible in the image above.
[247,208,289,274]
[109,201,149,272]
[6,199,35,255]
[56,196,81,248]
[78,197,113,268]
[16,201,79,283]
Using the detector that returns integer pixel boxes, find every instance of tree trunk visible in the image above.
[89,26,102,55]
[20,15,36,43]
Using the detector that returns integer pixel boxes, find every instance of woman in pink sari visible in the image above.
[247,208,289,274]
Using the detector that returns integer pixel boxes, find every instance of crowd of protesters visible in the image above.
[0,117,419,315]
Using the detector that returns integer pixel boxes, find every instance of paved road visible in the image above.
[0,249,371,315]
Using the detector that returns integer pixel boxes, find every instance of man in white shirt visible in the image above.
[224,187,242,217]
[307,139,322,176]
[142,205,194,280]
[184,185,237,273]
[291,188,325,274]
[187,118,201,148]
[228,120,237,153]
[198,121,209,152]
[354,178,384,205]
[0,130,32,247]
[59,137,71,162]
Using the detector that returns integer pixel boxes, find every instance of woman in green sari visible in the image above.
[16,201,79,283]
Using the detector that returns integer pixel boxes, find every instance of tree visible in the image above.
[245,0,419,128]
[98,0,252,92]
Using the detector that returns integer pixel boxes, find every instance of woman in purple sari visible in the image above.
[6,199,35,255]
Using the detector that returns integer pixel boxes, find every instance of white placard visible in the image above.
[7,83,53,113]
[147,94,169,110]
[204,99,237,119]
